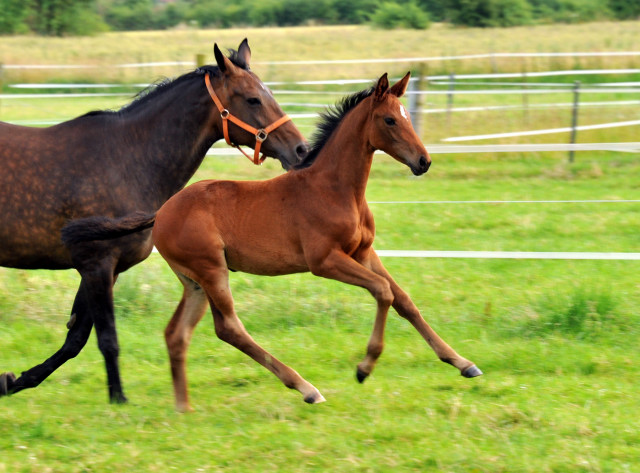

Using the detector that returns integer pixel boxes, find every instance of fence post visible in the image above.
[447,72,455,129]
[521,67,529,124]
[569,80,581,163]
[196,54,206,68]
[0,63,4,119]
[409,63,425,137]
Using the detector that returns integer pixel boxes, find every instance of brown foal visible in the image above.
[61,72,482,411]
[151,72,482,410]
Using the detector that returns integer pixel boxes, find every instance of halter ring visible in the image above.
[256,130,268,142]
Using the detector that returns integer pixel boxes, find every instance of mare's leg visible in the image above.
[362,249,482,379]
[0,280,94,397]
[194,256,325,404]
[164,275,209,412]
[308,249,395,382]
[77,261,128,403]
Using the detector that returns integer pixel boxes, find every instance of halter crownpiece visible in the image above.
[205,73,292,165]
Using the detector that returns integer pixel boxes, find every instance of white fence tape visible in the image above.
[203,142,640,156]
[375,250,640,260]
[443,120,640,142]
[5,52,640,70]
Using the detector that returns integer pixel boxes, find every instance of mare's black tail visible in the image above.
[61,211,156,246]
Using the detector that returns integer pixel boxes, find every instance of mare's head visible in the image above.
[210,39,308,169]
[367,72,431,176]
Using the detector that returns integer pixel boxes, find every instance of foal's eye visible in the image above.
[384,117,396,126]
[247,97,262,106]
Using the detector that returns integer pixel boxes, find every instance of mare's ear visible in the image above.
[214,43,239,75]
[389,71,411,97]
[237,38,251,68]
[373,73,389,102]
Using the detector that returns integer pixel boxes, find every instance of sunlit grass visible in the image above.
[1,152,639,472]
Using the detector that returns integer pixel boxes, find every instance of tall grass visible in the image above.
[1,22,640,84]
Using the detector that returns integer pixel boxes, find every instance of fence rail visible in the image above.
[4,51,640,69]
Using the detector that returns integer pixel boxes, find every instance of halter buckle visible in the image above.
[220,109,230,119]
[256,129,268,142]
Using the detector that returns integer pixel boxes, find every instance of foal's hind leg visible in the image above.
[196,261,325,404]
[364,250,482,379]
[164,274,209,412]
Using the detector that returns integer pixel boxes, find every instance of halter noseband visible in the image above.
[205,73,292,165]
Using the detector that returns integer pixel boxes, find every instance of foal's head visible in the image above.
[367,73,431,176]
[211,39,308,169]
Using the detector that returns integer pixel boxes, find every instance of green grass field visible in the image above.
[1,23,640,473]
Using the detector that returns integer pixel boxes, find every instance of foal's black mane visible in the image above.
[82,49,249,118]
[294,86,374,170]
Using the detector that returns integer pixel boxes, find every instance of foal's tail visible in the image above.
[61,211,157,246]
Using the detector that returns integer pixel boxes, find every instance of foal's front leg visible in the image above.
[362,249,482,378]
[308,248,395,382]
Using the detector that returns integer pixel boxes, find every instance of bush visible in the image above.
[608,0,640,20]
[371,1,431,29]
[330,0,378,24]
[529,0,609,24]
[445,0,532,27]
[491,0,532,26]
[0,0,31,34]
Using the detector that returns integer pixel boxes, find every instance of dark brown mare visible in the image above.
[61,72,482,411]
[0,39,308,403]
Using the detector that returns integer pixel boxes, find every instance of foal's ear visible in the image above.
[374,73,389,102]
[237,38,251,68]
[214,43,239,75]
[389,71,411,98]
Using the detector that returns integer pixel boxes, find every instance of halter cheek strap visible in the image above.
[205,73,292,165]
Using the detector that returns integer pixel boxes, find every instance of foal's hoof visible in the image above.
[356,367,369,384]
[304,392,326,404]
[0,372,17,396]
[462,365,483,378]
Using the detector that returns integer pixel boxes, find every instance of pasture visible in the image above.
[1,22,640,472]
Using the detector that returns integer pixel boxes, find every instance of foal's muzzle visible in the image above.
[410,154,431,176]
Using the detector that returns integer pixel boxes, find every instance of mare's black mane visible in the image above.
[294,86,374,170]
[81,49,249,118]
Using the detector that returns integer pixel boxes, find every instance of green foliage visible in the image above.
[29,0,108,36]
[529,0,609,23]
[0,0,31,34]
[0,0,107,36]
[445,0,532,27]
[370,1,431,29]
[608,0,640,20]
[0,0,627,36]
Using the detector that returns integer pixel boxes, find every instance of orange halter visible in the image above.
[205,73,292,165]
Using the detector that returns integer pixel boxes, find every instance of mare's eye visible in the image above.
[247,97,262,106]
[384,117,396,126]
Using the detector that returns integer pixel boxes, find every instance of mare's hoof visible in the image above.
[462,365,483,378]
[304,392,326,404]
[0,372,17,396]
[356,367,369,384]
[109,393,129,404]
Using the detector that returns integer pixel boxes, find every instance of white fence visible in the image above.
[2,56,638,261]
[4,51,640,69]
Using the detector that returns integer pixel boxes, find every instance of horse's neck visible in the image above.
[117,79,219,206]
[309,105,374,205]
